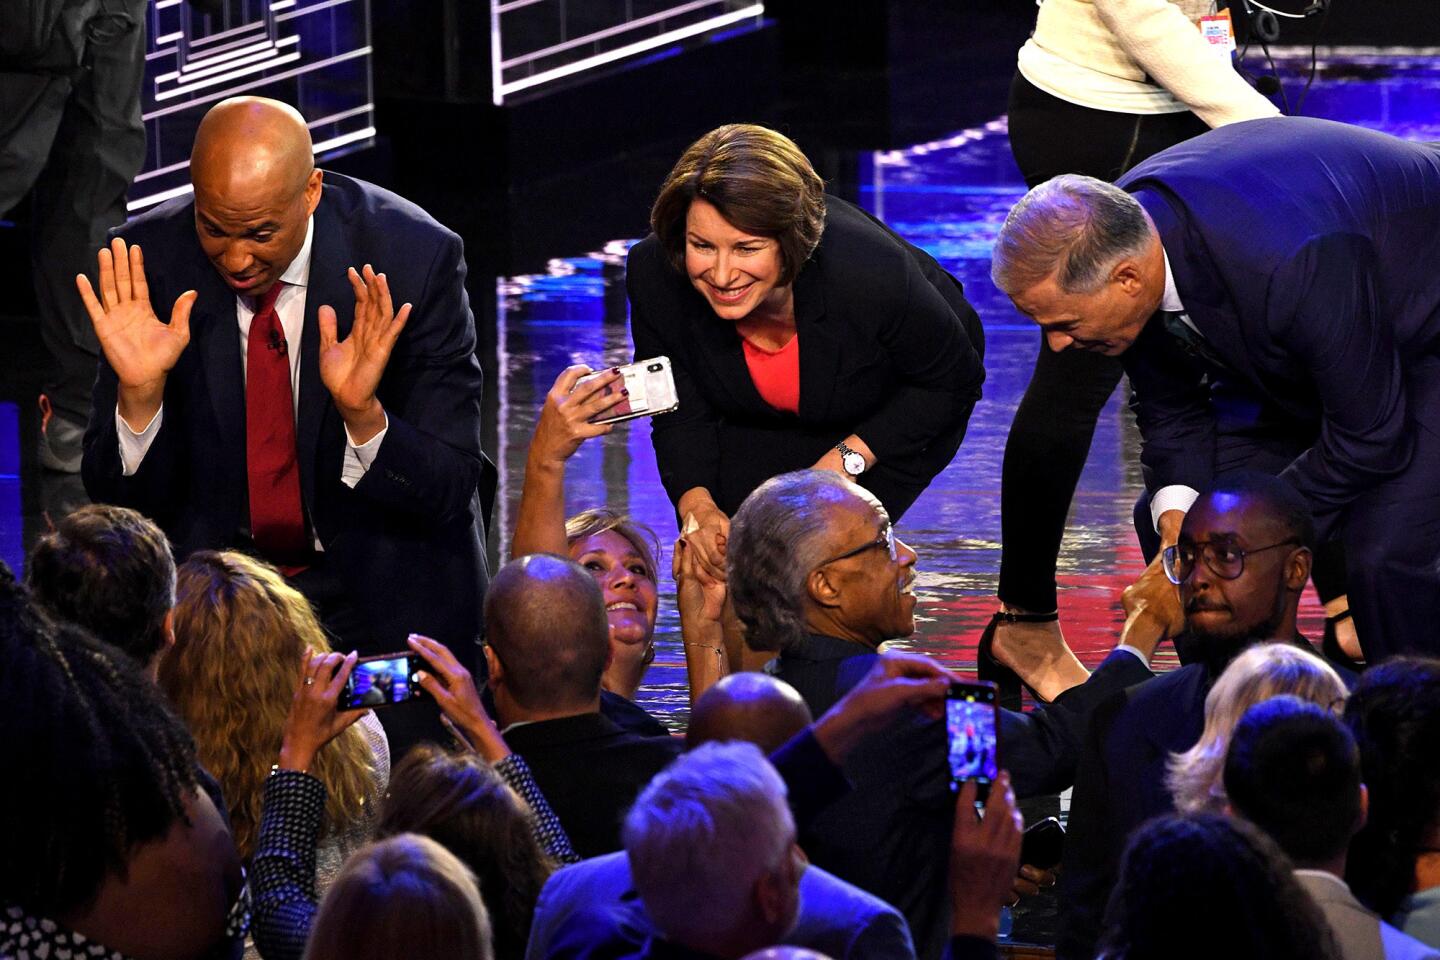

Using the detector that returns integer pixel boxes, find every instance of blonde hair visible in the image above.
[160,550,378,859]
[1167,643,1346,815]
[304,833,493,960]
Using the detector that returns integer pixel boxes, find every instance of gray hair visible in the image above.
[623,742,794,945]
[991,174,1153,295]
[728,470,869,652]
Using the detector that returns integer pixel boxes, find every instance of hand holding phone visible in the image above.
[278,650,362,773]
[339,652,425,710]
[575,356,679,424]
[946,681,1000,800]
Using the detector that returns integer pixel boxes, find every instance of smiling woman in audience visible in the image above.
[159,551,388,880]
[512,367,730,707]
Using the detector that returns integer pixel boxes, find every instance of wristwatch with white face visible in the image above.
[836,440,866,477]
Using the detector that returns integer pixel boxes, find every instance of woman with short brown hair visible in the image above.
[627,123,985,583]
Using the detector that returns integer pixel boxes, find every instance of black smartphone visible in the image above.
[946,680,1000,800]
[1021,816,1066,870]
[339,652,424,710]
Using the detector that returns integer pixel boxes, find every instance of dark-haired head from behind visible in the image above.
[1224,696,1363,868]
[376,744,552,960]
[1098,812,1340,960]
[0,569,239,959]
[686,672,813,754]
[1342,657,1440,918]
[26,504,176,674]
[483,554,610,715]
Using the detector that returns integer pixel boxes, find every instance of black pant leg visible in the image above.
[30,0,148,425]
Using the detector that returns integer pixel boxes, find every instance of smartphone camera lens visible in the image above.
[647,363,662,372]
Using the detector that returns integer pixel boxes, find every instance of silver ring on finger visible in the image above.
[304,676,316,686]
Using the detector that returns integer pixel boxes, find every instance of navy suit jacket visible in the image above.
[81,172,492,663]
[627,196,985,521]
[1117,117,1440,537]
[1055,664,1208,960]
[525,851,917,960]
[772,634,1152,960]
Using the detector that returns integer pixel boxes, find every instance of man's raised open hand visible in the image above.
[318,264,411,444]
[76,238,197,429]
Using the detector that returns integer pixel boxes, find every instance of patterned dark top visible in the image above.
[250,755,575,960]
[2,882,250,960]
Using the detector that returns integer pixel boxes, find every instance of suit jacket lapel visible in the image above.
[191,242,247,490]
[298,187,350,518]
[793,259,839,421]
[1136,188,1261,388]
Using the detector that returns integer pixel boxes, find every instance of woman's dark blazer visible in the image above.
[627,195,986,520]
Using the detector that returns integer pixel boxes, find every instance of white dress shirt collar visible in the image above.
[1160,247,1185,314]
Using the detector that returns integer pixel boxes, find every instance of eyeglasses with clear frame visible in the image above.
[1162,538,1300,585]
[815,523,898,568]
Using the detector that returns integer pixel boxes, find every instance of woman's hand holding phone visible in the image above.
[408,633,511,763]
[530,365,625,469]
[278,650,361,774]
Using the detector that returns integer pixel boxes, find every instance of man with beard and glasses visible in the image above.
[1056,471,1332,960]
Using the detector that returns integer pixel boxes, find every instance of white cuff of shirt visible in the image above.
[1149,484,1200,532]
[1112,644,1153,671]
[116,404,164,477]
[341,411,388,489]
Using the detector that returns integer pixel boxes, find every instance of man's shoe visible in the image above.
[38,395,84,474]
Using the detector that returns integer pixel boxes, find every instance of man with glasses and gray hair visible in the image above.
[990,116,1440,669]
[1057,471,1340,960]
[725,469,1154,960]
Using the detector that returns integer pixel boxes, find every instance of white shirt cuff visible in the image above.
[1112,644,1153,671]
[1150,484,1200,532]
[341,411,388,489]
[116,404,163,477]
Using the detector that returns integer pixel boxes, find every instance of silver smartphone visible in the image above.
[577,356,680,424]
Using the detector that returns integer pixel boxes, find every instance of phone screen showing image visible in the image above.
[947,682,999,797]
[341,654,418,710]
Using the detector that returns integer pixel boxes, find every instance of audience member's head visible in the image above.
[624,742,804,958]
[1170,474,1316,669]
[1167,642,1345,814]
[564,507,662,700]
[160,550,377,859]
[686,673,814,753]
[1225,697,1365,870]
[376,745,551,960]
[730,470,917,652]
[25,504,176,676]
[1098,813,1340,960]
[740,950,835,960]
[650,123,826,287]
[190,97,321,299]
[483,554,610,720]
[304,833,494,960]
[1342,657,1440,918]
[0,566,241,957]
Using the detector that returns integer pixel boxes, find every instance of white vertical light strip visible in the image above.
[494,3,763,102]
[494,275,512,554]
[490,0,506,106]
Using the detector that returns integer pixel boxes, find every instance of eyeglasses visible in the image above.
[815,524,897,568]
[1162,538,1300,585]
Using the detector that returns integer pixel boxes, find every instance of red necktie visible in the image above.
[246,282,308,568]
